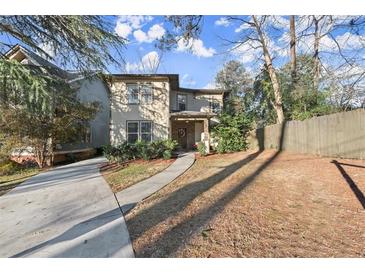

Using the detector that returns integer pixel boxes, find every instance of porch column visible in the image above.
[203,118,210,154]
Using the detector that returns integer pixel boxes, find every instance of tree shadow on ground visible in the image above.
[127,122,287,257]
[331,160,365,209]
[11,207,130,258]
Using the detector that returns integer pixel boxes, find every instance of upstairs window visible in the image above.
[210,100,221,113]
[127,84,139,104]
[177,94,187,111]
[141,84,153,104]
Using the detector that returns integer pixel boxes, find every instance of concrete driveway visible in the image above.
[0,157,134,258]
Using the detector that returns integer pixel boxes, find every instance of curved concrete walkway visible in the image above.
[115,152,195,213]
[0,157,134,258]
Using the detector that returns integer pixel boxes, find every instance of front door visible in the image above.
[177,128,187,149]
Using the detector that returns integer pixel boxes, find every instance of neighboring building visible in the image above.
[5,45,110,162]
[107,74,228,152]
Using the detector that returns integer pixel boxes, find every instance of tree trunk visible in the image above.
[34,143,46,168]
[252,16,285,124]
[48,137,55,166]
[313,16,321,91]
[290,15,297,85]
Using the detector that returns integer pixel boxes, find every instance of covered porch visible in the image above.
[170,111,215,153]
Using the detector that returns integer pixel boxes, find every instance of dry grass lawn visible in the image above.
[126,149,365,257]
[0,168,39,196]
[101,158,175,193]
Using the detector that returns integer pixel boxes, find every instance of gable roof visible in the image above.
[4,44,97,83]
[5,44,70,80]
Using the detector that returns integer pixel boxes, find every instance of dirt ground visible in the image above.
[125,149,365,257]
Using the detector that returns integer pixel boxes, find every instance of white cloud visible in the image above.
[125,62,140,72]
[297,32,365,54]
[125,51,160,73]
[335,32,365,50]
[235,16,289,33]
[267,16,290,30]
[231,42,261,64]
[38,42,55,59]
[115,15,154,39]
[133,24,166,43]
[181,74,196,87]
[117,15,153,29]
[215,17,230,27]
[141,51,160,71]
[203,82,216,89]
[235,23,250,33]
[147,24,165,40]
[114,22,132,38]
[133,29,148,43]
[176,38,216,58]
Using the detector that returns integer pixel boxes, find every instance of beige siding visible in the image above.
[110,80,170,145]
[170,90,223,112]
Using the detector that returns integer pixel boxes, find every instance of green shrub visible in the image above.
[117,142,136,162]
[162,139,178,159]
[212,112,252,154]
[0,160,21,176]
[134,141,152,160]
[197,142,207,156]
[149,140,166,159]
[163,150,172,160]
[103,139,178,163]
[163,139,178,151]
[102,144,120,162]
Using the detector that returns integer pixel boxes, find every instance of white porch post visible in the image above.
[203,118,210,154]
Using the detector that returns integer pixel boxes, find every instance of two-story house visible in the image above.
[107,74,227,152]
[5,44,227,158]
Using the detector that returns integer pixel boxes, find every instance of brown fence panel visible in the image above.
[248,109,365,159]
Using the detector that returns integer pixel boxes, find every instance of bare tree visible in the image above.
[124,50,164,74]
[251,16,285,123]
[290,15,297,84]
[312,16,326,90]
[297,16,365,104]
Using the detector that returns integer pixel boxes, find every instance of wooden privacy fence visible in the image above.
[248,109,365,160]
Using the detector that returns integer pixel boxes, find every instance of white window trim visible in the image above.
[127,82,154,105]
[127,83,139,104]
[126,120,153,143]
[141,83,153,104]
[210,99,221,113]
[177,93,187,111]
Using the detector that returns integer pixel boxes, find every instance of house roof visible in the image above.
[170,111,217,119]
[178,87,226,95]
[5,44,70,80]
[4,44,100,83]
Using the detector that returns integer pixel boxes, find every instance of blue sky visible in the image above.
[112,15,238,88]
